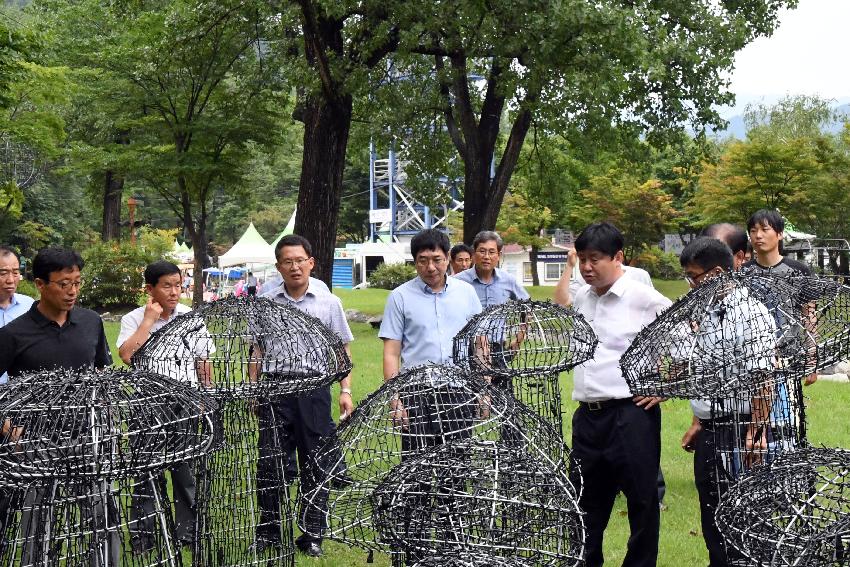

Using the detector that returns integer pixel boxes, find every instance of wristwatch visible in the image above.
[340,387,352,396]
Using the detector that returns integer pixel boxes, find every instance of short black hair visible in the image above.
[411,229,450,258]
[574,222,623,258]
[747,209,784,234]
[32,246,84,281]
[450,243,473,259]
[679,237,733,272]
[144,260,181,286]
[275,234,313,260]
[472,231,503,252]
[0,245,19,261]
[701,223,748,255]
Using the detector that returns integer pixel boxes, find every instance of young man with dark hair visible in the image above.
[701,223,748,270]
[380,229,481,378]
[255,234,354,557]
[455,231,529,308]
[560,222,671,567]
[449,243,473,276]
[677,236,776,567]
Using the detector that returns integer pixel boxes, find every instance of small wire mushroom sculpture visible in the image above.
[132,296,352,566]
[452,300,597,436]
[715,447,850,567]
[297,364,575,556]
[370,440,585,567]
[0,368,219,567]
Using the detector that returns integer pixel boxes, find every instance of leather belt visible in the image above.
[580,398,633,411]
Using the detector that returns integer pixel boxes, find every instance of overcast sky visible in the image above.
[723,0,850,117]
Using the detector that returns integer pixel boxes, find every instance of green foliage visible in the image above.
[633,245,682,280]
[16,277,38,299]
[367,262,416,290]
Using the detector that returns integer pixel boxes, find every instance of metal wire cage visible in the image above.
[409,554,532,567]
[0,368,220,482]
[715,447,850,566]
[370,440,585,567]
[0,368,221,567]
[132,296,352,398]
[297,364,574,553]
[452,300,597,380]
[621,271,843,399]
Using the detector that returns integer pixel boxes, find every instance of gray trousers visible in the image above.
[131,464,197,544]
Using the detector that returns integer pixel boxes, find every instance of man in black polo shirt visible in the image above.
[0,246,114,563]
[0,246,112,376]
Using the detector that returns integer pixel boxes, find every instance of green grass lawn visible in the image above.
[102,278,849,566]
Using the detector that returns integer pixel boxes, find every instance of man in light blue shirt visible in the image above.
[455,231,529,308]
[0,246,35,384]
[379,229,482,376]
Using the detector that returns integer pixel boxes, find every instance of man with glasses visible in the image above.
[0,246,114,564]
[455,231,528,308]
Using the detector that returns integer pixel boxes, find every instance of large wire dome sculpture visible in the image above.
[132,296,352,397]
[298,364,575,554]
[0,368,220,567]
[621,271,850,399]
[452,300,597,436]
[370,440,585,567]
[132,296,353,566]
[409,554,532,567]
[715,447,850,566]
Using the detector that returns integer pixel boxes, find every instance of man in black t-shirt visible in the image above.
[744,209,812,278]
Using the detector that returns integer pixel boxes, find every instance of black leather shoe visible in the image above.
[248,538,281,554]
[301,542,323,557]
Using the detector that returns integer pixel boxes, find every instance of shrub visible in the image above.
[633,245,681,280]
[16,278,38,299]
[368,262,417,290]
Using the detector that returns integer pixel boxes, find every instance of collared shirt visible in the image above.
[454,266,529,309]
[568,264,653,301]
[117,303,214,386]
[261,281,353,375]
[682,287,775,419]
[263,275,329,295]
[0,302,113,378]
[572,275,671,402]
[379,276,482,368]
[0,293,35,383]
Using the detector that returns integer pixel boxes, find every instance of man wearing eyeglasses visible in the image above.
[0,246,114,563]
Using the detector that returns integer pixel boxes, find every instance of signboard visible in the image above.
[369,208,392,224]
[536,251,569,263]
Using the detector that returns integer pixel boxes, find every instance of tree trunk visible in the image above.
[101,170,123,241]
[529,244,540,287]
[293,93,353,287]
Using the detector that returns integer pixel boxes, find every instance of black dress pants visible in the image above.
[570,400,661,567]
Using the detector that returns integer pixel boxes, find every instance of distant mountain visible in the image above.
[707,103,850,140]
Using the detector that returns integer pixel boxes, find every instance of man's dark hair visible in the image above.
[472,230,503,252]
[450,243,473,259]
[32,246,84,281]
[275,234,313,260]
[701,223,748,255]
[746,209,784,234]
[144,260,181,286]
[411,229,450,258]
[0,245,19,261]
[679,237,733,272]
[574,222,624,258]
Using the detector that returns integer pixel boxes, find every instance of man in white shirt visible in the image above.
[117,260,212,552]
[556,222,671,567]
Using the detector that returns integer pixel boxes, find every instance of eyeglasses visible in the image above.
[48,278,84,290]
[0,269,21,279]
[416,256,446,267]
[475,249,499,257]
[279,258,311,269]
[683,268,712,286]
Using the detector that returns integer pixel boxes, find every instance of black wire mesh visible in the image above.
[297,364,574,553]
[452,300,598,380]
[370,440,584,567]
[715,447,850,566]
[409,554,532,567]
[132,296,352,398]
[192,398,295,566]
[621,271,849,399]
[0,368,220,482]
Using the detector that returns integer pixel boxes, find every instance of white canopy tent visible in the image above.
[218,222,276,268]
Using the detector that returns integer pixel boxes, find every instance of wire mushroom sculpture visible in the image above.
[408,554,532,567]
[370,440,585,567]
[0,368,220,567]
[132,296,352,566]
[715,446,850,566]
[452,300,597,436]
[298,364,575,555]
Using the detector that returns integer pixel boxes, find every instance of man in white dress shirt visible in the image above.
[557,222,671,567]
